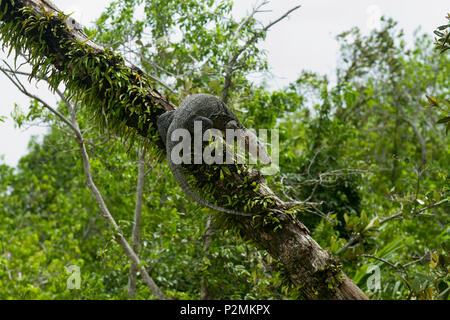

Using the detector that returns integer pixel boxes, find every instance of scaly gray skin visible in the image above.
[157,94,269,216]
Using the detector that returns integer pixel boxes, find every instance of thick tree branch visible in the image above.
[0,0,368,300]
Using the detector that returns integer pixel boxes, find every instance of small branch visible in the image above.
[340,233,361,253]
[233,0,269,40]
[200,214,214,300]
[361,254,405,273]
[221,4,302,103]
[402,252,430,268]
[2,65,167,299]
[128,148,147,299]
[379,211,402,225]
[379,198,448,225]
[344,198,447,253]
[306,147,324,177]
[417,199,449,214]
[66,102,167,300]
[0,63,79,134]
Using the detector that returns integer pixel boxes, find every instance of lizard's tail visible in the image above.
[169,162,259,217]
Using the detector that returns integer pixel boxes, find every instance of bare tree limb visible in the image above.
[379,211,403,225]
[200,214,214,300]
[232,0,270,40]
[361,254,406,273]
[221,4,302,103]
[1,64,167,299]
[0,62,79,134]
[417,199,449,214]
[65,98,167,300]
[129,148,147,299]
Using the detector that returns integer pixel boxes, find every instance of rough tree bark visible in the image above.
[0,0,368,300]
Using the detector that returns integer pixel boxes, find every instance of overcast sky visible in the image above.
[0,0,448,167]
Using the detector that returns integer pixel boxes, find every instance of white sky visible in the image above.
[0,0,448,167]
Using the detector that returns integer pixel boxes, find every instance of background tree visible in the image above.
[0,0,448,300]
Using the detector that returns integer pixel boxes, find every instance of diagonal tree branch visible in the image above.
[129,148,147,299]
[66,102,167,300]
[0,0,368,300]
[1,61,167,299]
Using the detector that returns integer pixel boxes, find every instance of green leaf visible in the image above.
[425,95,439,107]
[437,116,450,124]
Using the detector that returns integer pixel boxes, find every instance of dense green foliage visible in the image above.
[0,0,170,155]
[0,1,448,300]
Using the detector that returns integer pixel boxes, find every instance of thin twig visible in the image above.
[379,211,403,225]
[128,148,146,299]
[417,199,449,214]
[2,66,167,299]
[0,64,79,133]
[361,254,405,273]
[66,100,167,300]
[221,4,302,103]
[233,0,269,40]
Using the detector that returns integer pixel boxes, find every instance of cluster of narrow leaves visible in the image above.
[427,13,450,134]
[425,96,450,135]
[434,13,450,53]
[0,1,166,155]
